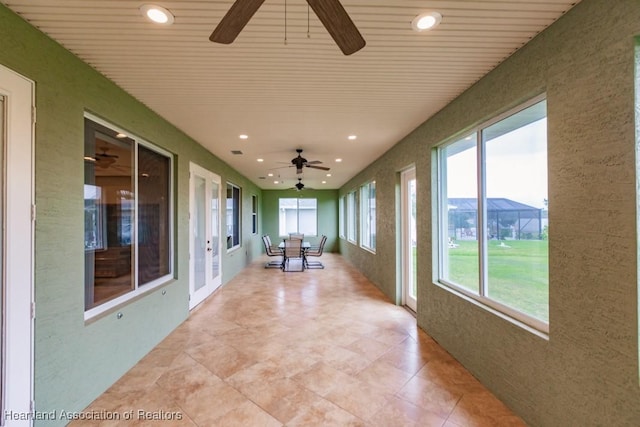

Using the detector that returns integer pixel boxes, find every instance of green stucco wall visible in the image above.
[339,0,640,425]
[0,5,262,425]
[262,189,339,253]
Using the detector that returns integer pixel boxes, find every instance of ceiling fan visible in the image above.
[84,148,119,168]
[210,0,366,55]
[290,178,313,191]
[291,148,330,174]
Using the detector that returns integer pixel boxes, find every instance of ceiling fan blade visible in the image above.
[210,0,266,44]
[307,160,323,165]
[306,0,366,55]
[306,165,331,171]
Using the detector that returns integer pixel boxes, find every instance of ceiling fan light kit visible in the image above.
[211,0,365,55]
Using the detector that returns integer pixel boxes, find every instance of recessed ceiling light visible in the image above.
[411,11,442,32]
[268,173,274,177]
[326,173,332,177]
[274,180,279,184]
[348,135,357,140]
[322,181,327,184]
[257,158,264,162]
[140,4,175,25]
[239,134,248,140]
[335,158,343,163]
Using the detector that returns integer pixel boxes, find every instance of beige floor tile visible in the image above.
[73,254,524,427]
[369,395,447,427]
[324,375,394,421]
[231,377,322,424]
[377,343,429,375]
[291,361,355,396]
[286,397,366,427]
[355,358,415,394]
[446,390,528,427]
[226,359,289,389]
[211,400,282,427]
[185,339,255,379]
[398,375,462,419]
[343,336,395,361]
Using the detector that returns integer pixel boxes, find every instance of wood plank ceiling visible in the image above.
[2,0,580,189]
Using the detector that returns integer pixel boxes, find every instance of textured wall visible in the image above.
[0,5,263,425]
[262,189,339,252]
[339,0,640,425]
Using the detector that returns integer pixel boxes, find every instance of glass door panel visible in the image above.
[194,175,207,292]
[210,180,220,281]
[408,177,417,304]
[189,163,222,309]
[402,168,417,312]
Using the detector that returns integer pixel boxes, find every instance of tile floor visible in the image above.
[71,254,527,427]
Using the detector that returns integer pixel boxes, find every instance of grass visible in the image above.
[446,239,549,322]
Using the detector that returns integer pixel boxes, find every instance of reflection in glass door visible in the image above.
[401,168,417,311]
[189,163,222,309]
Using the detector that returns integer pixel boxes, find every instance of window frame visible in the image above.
[435,94,549,334]
[226,182,241,251]
[360,180,376,252]
[84,113,174,320]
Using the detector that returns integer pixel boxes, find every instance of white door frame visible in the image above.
[189,162,222,309]
[401,167,417,312]
[1,65,35,426]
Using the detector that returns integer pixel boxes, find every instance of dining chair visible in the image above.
[289,233,304,240]
[265,234,280,252]
[262,235,283,269]
[282,238,304,272]
[305,235,327,269]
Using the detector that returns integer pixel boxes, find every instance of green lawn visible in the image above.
[446,240,548,322]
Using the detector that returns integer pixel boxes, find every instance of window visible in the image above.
[339,195,345,238]
[279,198,317,236]
[360,181,376,251]
[226,183,241,250]
[84,116,173,315]
[346,191,357,242]
[437,96,548,330]
[251,195,258,234]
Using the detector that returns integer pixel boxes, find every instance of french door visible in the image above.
[1,65,34,426]
[189,163,222,309]
[401,168,417,312]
